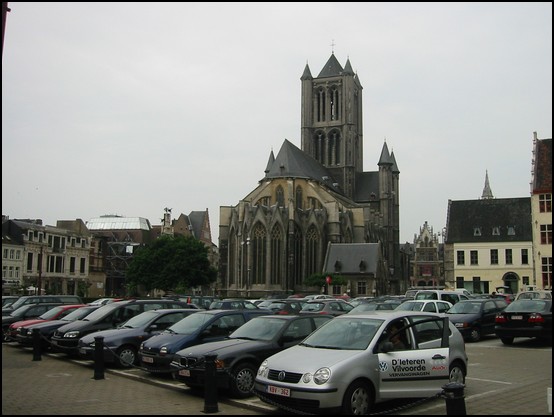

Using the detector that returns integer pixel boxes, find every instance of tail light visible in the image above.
[495,314,507,323]
[528,313,545,323]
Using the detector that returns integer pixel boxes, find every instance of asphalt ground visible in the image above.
[2,336,552,415]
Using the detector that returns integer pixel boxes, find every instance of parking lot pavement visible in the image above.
[1,343,274,415]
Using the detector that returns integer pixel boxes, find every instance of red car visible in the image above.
[7,304,85,341]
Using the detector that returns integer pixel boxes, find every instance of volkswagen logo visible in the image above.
[278,371,286,381]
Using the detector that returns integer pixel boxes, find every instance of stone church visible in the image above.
[219,53,400,298]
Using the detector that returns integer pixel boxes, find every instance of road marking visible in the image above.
[466,376,512,385]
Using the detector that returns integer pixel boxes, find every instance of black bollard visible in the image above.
[203,354,219,413]
[442,382,466,415]
[93,336,105,380]
[32,328,42,361]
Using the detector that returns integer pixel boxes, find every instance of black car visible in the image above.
[495,299,552,345]
[2,303,62,342]
[50,299,193,354]
[2,294,83,316]
[15,305,102,350]
[139,309,270,374]
[77,308,200,367]
[446,298,508,342]
[170,314,333,398]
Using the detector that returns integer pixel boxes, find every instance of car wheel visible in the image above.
[230,363,257,398]
[468,327,481,343]
[117,345,137,367]
[341,380,373,415]
[449,361,466,384]
[500,337,514,345]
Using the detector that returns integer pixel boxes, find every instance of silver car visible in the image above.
[254,311,468,415]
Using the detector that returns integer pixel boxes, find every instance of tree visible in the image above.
[303,273,347,288]
[126,235,217,294]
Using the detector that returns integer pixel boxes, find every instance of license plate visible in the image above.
[178,369,190,377]
[267,385,290,397]
[142,356,154,363]
[511,315,523,320]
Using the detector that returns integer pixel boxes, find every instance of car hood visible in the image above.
[79,328,137,344]
[25,319,68,330]
[175,338,261,358]
[9,319,46,328]
[262,344,362,371]
[142,332,195,349]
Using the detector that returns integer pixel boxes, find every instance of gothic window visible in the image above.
[276,186,285,208]
[252,224,267,285]
[295,186,303,210]
[306,225,319,277]
[327,130,341,165]
[313,132,325,164]
[270,225,283,285]
[316,87,326,122]
[330,86,340,121]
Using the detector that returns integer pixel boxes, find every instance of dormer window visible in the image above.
[507,226,516,236]
[334,260,342,272]
[473,227,482,236]
[492,227,500,236]
[359,260,366,272]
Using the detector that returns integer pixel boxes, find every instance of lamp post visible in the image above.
[37,245,43,295]
[246,238,251,297]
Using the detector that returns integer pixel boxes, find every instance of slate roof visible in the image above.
[323,243,381,275]
[446,197,532,243]
[264,139,342,193]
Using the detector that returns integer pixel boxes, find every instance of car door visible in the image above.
[377,316,450,398]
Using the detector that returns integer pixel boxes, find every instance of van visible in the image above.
[2,295,83,316]
[414,290,469,305]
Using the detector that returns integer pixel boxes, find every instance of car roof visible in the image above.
[342,310,443,320]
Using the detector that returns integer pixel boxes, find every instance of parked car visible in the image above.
[2,303,63,342]
[2,294,83,316]
[414,290,469,305]
[254,310,468,414]
[171,314,333,398]
[2,296,20,308]
[208,299,260,310]
[265,299,306,315]
[495,299,552,345]
[300,299,354,316]
[77,308,200,367]
[50,299,192,355]
[163,294,218,309]
[6,304,85,342]
[88,297,123,306]
[139,309,270,374]
[395,300,453,314]
[515,290,552,301]
[446,298,508,342]
[15,305,101,350]
[348,302,395,313]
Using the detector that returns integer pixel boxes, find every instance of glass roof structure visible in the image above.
[86,216,151,231]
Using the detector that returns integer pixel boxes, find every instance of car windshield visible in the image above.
[120,310,159,328]
[37,306,66,320]
[167,312,214,334]
[60,306,96,321]
[82,302,127,321]
[448,302,481,314]
[300,317,383,350]
[396,301,424,311]
[505,300,548,312]
[230,317,286,341]
[301,303,324,312]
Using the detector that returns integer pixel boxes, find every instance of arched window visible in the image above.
[276,186,285,207]
[270,225,283,285]
[252,224,267,285]
[295,186,303,210]
[293,224,303,285]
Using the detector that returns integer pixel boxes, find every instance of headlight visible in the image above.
[313,367,331,385]
[160,346,168,355]
[64,331,80,338]
[258,360,269,377]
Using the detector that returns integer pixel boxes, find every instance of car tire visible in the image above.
[230,363,257,398]
[449,360,466,384]
[468,327,481,343]
[341,380,373,415]
[500,337,514,345]
[117,345,137,367]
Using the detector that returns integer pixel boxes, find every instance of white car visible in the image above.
[395,299,452,314]
[254,310,467,414]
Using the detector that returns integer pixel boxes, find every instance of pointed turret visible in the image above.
[317,53,344,78]
[300,63,312,80]
[265,150,275,175]
[481,170,494,199]
[378,141,393,166]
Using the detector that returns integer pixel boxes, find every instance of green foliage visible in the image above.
[126,235,217,293]
[303,273,347,287]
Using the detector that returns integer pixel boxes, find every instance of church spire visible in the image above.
[481,170,494,199]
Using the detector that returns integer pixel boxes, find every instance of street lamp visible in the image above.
[246,238,251,297]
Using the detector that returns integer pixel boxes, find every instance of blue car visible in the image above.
[139,309,269,373]
[77,308,199,367]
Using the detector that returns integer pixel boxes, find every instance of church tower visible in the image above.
[300,54,363,199]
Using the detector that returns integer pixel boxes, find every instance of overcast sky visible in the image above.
[2,2,552,244]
